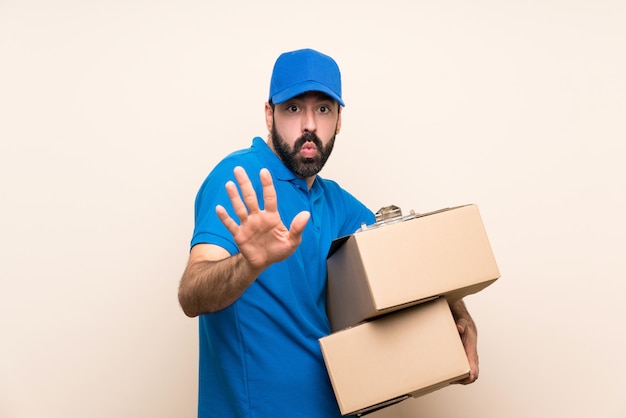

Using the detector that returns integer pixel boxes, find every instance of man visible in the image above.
[178,48,478,418]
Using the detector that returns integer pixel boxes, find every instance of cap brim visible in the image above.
[271,80,345,107]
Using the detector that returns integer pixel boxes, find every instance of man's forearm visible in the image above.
[178,253,262,317]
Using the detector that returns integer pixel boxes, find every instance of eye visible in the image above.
[319,105,330,114]
[287,104,299,113]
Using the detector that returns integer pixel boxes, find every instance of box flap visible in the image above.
[327,235,351,258]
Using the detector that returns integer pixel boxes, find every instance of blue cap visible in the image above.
[269,48,344,106]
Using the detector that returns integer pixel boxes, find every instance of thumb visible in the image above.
[457,319,467,335]
[289,211,311,237]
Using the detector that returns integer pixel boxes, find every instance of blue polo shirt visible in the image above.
[191,137,375,418]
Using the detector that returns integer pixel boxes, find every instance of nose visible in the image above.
[302,108,316,133]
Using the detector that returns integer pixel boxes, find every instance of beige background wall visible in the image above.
[1,1,624,417]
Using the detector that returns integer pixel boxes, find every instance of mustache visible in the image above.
[294,132,323,151]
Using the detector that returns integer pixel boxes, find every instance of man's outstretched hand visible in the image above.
[216,166,311,271]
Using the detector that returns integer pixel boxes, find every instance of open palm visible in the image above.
[216,166,311,271]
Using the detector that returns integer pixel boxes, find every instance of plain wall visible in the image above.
[1,1,624,417]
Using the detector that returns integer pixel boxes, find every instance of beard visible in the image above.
[271,123,336,178]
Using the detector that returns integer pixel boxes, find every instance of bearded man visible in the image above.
[178,48,479,418]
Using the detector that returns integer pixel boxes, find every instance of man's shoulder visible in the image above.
[316,176,368,208]
[222,138,261,161]
[211,139,265,173]
[316,176,349,196]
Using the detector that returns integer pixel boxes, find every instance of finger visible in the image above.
[454,361,479,385]
[225,180,249,222]
[470,366,479,382]
[468,353,479,381]
[289,211,311,238]
[216,204,240,236]
[456,319,467,335]
[233,166,260,213]
[259,168,278,213]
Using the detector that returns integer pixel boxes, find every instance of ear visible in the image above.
[264,102,273,132]
[335,108,342,135]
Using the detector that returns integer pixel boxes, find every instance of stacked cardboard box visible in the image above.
[320,204,500,416]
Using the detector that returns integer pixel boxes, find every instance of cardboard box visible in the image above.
[326,204,499,332]
[319,297,470,416]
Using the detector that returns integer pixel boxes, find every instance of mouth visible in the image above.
[299,142,318,158]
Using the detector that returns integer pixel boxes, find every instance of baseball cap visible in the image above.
[269,48,344,106]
